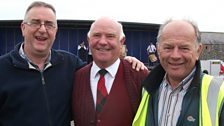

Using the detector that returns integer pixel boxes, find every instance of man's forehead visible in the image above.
[92,25,118,34]
[163,21,195,34]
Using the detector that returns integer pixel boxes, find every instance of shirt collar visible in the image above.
[19,42,52,69]
[91,58,120,78]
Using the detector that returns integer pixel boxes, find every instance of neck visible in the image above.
[95,58,119,69]
[30,54,49,70]
[167,76,181,89]
[32,56,48,70]
[25,51,49,70]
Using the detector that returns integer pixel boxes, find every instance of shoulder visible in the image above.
[0,53,11,66]
[53,49,83,61]
[75,63,91,76]
[54,49,76,57]
[52,49,86,69]
[0,49,20,65]
[121,59,149,77]
[0,51,20,74]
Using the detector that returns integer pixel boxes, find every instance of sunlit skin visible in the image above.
[20,7,57,69]
[88,17,125,68]
[157,20,203,88]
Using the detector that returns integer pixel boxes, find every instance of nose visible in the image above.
[170,47,181,58]
[38,24,47,32]
[98,36,107,45]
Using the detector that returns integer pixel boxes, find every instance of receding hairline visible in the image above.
[23,1,56,21]
[87,17,125,40]
[157,19,201,44]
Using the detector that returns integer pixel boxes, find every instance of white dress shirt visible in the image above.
[90,59,120,107]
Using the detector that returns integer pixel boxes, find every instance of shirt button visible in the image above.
[90,120,95,124]
[97,119,101,123]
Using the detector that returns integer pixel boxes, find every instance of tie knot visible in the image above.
[99,69,107,76]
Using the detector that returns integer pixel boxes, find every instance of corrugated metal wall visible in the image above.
[0,28,23,55]
[0,27,158,64]
[53,28,89,55]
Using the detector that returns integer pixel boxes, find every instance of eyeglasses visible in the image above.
[24,20,57,30]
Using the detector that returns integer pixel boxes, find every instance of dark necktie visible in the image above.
[96,69,108,113]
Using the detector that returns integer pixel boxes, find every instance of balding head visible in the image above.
[157,19,201,44]
[88,16,125,40]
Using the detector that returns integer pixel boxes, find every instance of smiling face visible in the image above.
[157,20,202,85]
[88,17,125,68]
[21,6,57,58]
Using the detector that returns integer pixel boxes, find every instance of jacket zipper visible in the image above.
[40,71,53,126]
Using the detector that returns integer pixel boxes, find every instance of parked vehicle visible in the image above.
[201,59,224,79]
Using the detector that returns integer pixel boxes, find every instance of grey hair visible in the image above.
[157,19,201,44]
[23,1,56,21]
[87,18,125,41]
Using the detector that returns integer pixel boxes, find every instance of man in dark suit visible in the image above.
[78,41,88,62]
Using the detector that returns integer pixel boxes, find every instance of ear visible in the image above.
[21,23,25,36]
[196,43,203,60]
[55,27,58,32]
[87,37,90,46]
[120,37,126,45]
[156,42,159,49]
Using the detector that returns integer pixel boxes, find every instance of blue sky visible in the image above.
[0,0,223,32]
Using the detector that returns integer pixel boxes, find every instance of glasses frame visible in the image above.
[23,20,57,30]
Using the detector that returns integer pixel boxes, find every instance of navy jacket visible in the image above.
[0,43,84,126]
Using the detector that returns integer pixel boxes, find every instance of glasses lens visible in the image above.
[25,20,56,30]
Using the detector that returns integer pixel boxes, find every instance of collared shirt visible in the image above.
[78,44,87,50]
[158,67,196,126]
[90,59,120,107]
[19,43,52,71]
